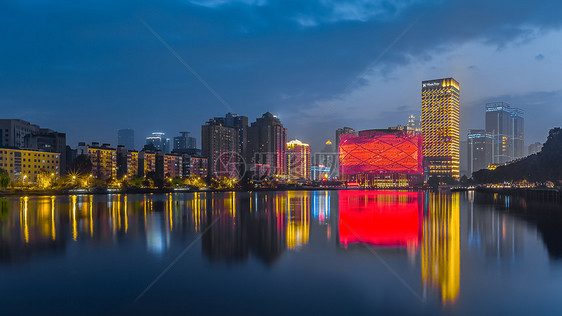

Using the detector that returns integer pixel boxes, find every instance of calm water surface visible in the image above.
[1,190,562,315]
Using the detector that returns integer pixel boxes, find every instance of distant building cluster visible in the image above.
[464,102,526,176]
[1,77,536,187]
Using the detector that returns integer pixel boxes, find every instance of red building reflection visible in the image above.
[338,191,423,248]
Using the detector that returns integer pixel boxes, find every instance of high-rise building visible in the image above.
[528,142,542,155]
[509,107,525,159]
[173,132,197,152]
[118,129,135,150]
[335,127,356,178]
[485,102,524,163]
[247,112,287,177]
[467,129,493,176]
[286,140,311,180]
[0,119,40,148]
[421,78,460,180]
[407,115,421,132]
[213,113,248,160]
[146,132,171,153]
[201,118,240,179]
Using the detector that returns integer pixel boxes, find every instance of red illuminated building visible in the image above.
[339,129,423,187]
[338,190,423,248]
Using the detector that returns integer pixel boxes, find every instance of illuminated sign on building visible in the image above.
[422,80,442,88]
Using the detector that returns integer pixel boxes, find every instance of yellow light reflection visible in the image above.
[71,195,78,241]
[421,193,460,304]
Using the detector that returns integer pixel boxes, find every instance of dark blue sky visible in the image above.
[1,0,561,152]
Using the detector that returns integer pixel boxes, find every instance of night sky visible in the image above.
[1,0,561,152]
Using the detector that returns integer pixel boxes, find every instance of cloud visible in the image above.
[186,0,268,8]
[535,53,545,61]
[2,0,562,150]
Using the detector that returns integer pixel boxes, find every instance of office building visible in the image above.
[118,129,135,150]
[24,128,67,173]
[467,129,493,176]
[421,78,460,180]
[485,102,524,163]
[509,107,525,159]
[286,139,311,180]
[247,112,287,177]
[0,119,67,173]
[146,132,171,153]
[173,132,197,152]
[0,148,60,182]
[201,118,240,178]
[0,119,40,148]
[528,142,543,155]
[339,129,423,187]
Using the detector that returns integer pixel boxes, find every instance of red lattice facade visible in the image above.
[339,130,423,186]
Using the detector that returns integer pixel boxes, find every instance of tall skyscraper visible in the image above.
[118,129,135,150]
[485,102,524,163]
[145,132,170,153]
[247,112,287,176]
[173,132,196,151]
[213,113,248,160]
[421,78,460,180]
[286,139,311,180]
[509,107,525,159]
[201,118,240,178]
[467,129,493,176]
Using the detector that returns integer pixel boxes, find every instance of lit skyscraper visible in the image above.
[118,128,135,150]
[145,132,171,153]
[213,113,248,160]
[467,129,493,176]
[247,112,287,177]
[421,78,460,180]
[286,139,311,180]
[173,132,196,151]
[485,102,524,163]
[201,118,240,178]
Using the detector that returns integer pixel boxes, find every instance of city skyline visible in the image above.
[1,1,561,152]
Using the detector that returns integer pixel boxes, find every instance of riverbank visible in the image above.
[0,185,429,197]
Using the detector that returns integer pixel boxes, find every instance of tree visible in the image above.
[69,154,93,175]
[0,168,9,188]
[473,127,562,184]
[36,169,55,189]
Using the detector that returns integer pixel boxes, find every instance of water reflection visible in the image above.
[1,190,562,310]
[421,193,460,304]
